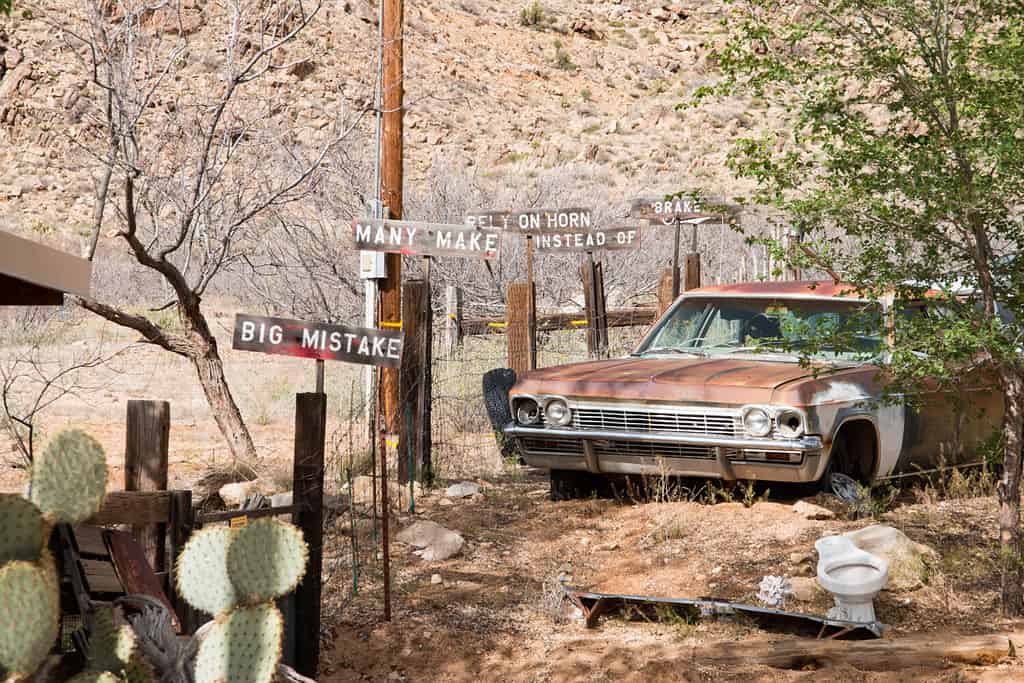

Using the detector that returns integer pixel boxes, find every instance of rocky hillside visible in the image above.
[0,0,780,251]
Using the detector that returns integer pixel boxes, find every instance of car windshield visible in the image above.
[636,297,883,361]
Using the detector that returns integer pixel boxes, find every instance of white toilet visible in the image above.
[815,535,889,623]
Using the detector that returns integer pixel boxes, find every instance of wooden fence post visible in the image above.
[581,256,608,358]
[167,490,196,634]
[506,282,534,376]
[399,279,431,483]
[595,261,609,353]
[293,393,326,679]
[125,399,169,572]
[684,253,701,291]
[444,285,463,358]
[658,267,675,315]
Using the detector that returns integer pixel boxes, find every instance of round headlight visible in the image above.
[742,407,772,437]
[515,398,540,425]
[544,398,572,426]
[776,409,804,438]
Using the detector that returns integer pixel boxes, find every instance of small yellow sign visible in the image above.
[229,516,248,529]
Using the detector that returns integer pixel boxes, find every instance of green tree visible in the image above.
[1,0,11,15]
[699,0,1024,613]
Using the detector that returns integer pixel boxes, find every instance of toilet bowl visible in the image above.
[815,535,888,623]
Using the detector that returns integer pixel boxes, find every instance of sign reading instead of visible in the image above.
[352,218,500,259]
[464,208,593,234]
[534,226,642,252]
[232,314,403,368]
[630,196,722,224]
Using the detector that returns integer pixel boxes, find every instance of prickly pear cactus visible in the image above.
[66,671,124,683]
[177,515,310,683]
[0,429,113,681]
[85,605,155,683]
[193,604,284,683]
[176,526,239,617]
[0,558,60,678]
[0,493,45,564]
[31,429,108,524]
[228,518,308,605]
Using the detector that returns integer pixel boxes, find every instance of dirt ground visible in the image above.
[317,470,1024,682]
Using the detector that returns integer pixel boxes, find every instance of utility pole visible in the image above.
[379,0,404,434]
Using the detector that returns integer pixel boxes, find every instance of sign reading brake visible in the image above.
[352,218,500,259]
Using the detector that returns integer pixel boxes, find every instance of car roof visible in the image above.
[685,280,866,300]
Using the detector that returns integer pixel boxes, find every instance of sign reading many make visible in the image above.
[534,226,641,252]
[232,314,403,368]
[353,218,499,258]
[464,208,592,233]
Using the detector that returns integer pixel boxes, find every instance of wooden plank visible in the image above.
[232,314,403,368]
[464,207,593,233]
[630,195,736,223]
[697,630,1024,671]
[398,280,427,483]
[581,257,599,358]
[533,226,641,253]
[684,252,701,291]
[506,283,533,376]
[125,399,170,572]
[81,559,123,594]
[462,306,659,336]
[87,491,172,526]
[444,285,463,358]
[168,490,196,634]
[73,526,109,558]
[197,504,300,525]
[658,267,675,316]
[107,530,180,632]
[594,262,609,354]
[292,393,326,679]
[352,218,500,259]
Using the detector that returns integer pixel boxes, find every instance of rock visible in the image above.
[350,475,421,508]
[438,498,454,507]
[270,491,293,508]
[430,573,443,585]
[793,500,835,520]
[789,576,822,602]
[842,525,938,592]
[0,184,22,199]
[219,480,263,508]
[396,520,464,561]
[570,19,604,40]
[445,481,481,498]
[789,550,814,565]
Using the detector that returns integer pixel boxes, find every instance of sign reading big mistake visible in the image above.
[232,314,402,368]
[352,218,500,258]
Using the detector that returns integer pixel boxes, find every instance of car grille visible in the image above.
[519,437,740,461]
[541,404,742,437]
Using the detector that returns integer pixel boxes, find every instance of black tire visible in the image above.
[550,470,596,501]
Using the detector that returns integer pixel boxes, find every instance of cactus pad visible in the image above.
[0,558,60,676]
[227,517,308,604]
[177,526,239,616]
[0,493,45,564]
[193,604,283,683]
[87,606,136,673]
[31,429,108,523]
[67,672,124,683]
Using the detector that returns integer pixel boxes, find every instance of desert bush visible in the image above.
[519,1,545,27]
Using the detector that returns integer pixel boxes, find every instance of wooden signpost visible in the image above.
[533,225,641,252]
[631,195,732,298]
[352,218,501,259]
[232,314,403,368]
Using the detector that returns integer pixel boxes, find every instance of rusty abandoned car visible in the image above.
[504,281,1002,498]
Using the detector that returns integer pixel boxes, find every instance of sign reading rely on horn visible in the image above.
[232,314,402,368]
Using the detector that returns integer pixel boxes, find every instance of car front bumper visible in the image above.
[502,424,827,483]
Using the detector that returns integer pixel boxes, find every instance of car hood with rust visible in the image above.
[510,356,881,406]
